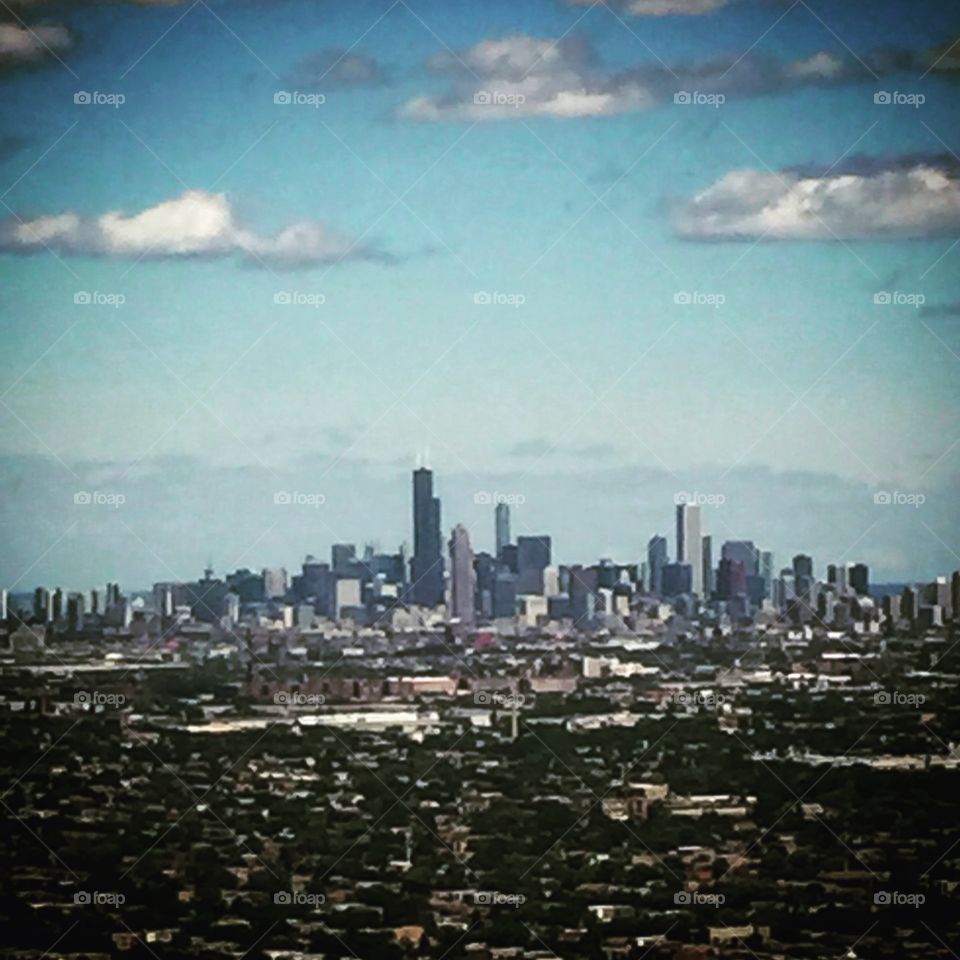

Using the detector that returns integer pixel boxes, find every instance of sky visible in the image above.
[0,0,958,592]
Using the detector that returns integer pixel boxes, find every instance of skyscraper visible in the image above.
[331,543,357,575]
[848,563,869,596]
[793,554,814,602]
[661,562,693,598]
[262,567,288,600]
[721,541,759,576]
[474,551,497,620]
[760,550,774,599]
[701,535,714,599]
[411,467,444,607]
[492,571,518,619]
[517,535,551,594]
[717,558,747,600]
[495,501,511,560]
[676,503,703,596]
[647,535,668,595]
[448,524,476,626]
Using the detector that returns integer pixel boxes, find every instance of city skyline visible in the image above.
[1,0,958,590]
[6,465,943,599]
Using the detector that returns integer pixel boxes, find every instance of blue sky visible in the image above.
[1,0,958,590]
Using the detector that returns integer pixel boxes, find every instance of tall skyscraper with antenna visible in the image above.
[411,467,444,607]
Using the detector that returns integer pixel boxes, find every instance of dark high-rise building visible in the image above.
[411,468,444,607]
[499,543,518,573]
[66,593,84,631]
[33,587,49,622]
[495,502,510,559]
[331,543,357,575]
[52,588,64,622]
[647,535,668,595]
[366,551,406,586]
[746,574,767,606]
[717,559,747,600]
[596,559,618,590]
[474,552,497,620]
[721,541,759,576]
[226,569,266,604]
[793,554,814,600]
[849,563,869,596]
[297,557,334,615]
[175,571,230,624]
[827,563,838,585]
[517,535,551,594]
[492,571,517,618]
[661,562,692,598]
[448,524,476,626]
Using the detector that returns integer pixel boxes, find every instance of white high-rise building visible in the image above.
[263,567,288,600]
[676,502,703,596]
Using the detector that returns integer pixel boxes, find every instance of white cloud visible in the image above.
[400,32,954,122]
[0,22,72,67]
[572,0,735,14]
[399,35,654,121]
[0,190,382,266]
[674,160,960,240]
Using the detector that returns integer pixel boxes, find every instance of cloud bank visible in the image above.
[674,157,960,240]
[399,33,958,122]
[0,190,385,267]
[571,0,737,15]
